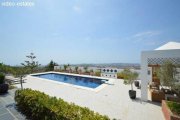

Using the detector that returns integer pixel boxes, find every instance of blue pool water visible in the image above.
[32,73,107,88]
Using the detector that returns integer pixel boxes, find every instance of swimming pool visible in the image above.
[32,73,107,88]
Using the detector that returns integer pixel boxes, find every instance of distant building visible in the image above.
[101,68,118,78]
[53,65,66,71]
[54,66,61,70]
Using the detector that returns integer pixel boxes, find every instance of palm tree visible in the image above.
[64,65,68,71]
[90,69,94,75]
[78,69,82,74]
[75,66,78,73]
[69,68,72,73]
[84,66,88,73]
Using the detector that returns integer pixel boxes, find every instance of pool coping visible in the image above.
[29,71,115,92]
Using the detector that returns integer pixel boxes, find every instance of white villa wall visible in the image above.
[54,65,64,70]
[54,66,61,70]
[141,49,180,101]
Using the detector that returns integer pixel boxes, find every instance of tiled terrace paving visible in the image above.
[15,74,165,120]
[0,89,26,120]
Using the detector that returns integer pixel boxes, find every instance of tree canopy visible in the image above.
[122,69,139,90]
[157,60,179,89]
[46,60,58,71]
[21,53,40,73]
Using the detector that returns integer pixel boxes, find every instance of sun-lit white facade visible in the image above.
[141,42,180,101]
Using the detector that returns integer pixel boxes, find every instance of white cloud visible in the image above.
[123,30,162,46]
[73,5,81,13]
[132,31,162,43]
[134,31,161,38]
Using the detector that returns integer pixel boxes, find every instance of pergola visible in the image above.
[141,42,180,101]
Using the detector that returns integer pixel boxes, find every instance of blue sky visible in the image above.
[0,0,180,65]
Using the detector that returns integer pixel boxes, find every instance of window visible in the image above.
[114,70,117,72]
[111,69,113,72]
[148,70,151,75]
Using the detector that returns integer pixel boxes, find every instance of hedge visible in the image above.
[15,89,109,120]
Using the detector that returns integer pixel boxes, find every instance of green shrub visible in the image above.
[117,72,124,79]
[15,89,109,120]
[117,69,135,80]
[95,71,101,77]
[0,84,9,93]
[0,73,5,84]
[117,70,130,79]
[167,101,180,116]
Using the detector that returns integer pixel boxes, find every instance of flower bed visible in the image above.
[162,100,180,120]
[15,88,109,120]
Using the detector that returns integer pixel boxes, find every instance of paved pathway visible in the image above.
[0,89,26,120]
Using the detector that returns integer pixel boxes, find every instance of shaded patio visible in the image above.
[0,89,26,120]
[141,42,180,101]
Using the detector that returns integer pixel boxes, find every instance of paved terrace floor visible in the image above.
[0,89,26,120]
[16,74,165,120]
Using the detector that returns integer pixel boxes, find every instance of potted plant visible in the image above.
[63,65,68,72]
[84,66,89,75]
[90,69,94,76]
[123,69,138,99]
[134,81,140,88]
[78,69,82,74]
[0,73,8,94]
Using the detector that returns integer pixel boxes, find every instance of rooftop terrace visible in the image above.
[14,73,164,120]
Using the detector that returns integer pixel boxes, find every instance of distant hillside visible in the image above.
[67,63,140,69]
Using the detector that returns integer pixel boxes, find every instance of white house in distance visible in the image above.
[141,42,180,101]
[101,68,118,78]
